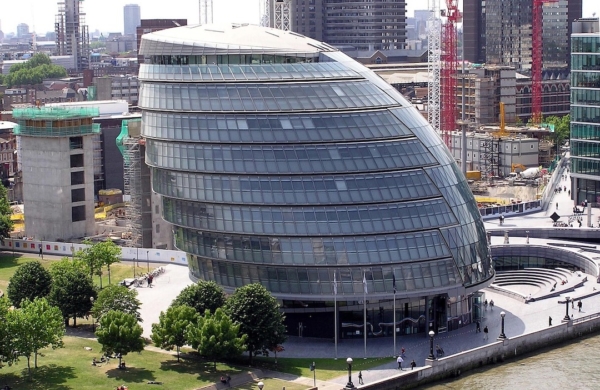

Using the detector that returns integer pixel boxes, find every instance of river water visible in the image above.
[418,332,600,390]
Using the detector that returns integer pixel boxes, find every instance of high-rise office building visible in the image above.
[139,24,493,338]
[291,0,407,51]
[17,23,29,39]
[124,4,141,36]
[463,0,582,69]
[55,0,90,71]
[570,18,600,204]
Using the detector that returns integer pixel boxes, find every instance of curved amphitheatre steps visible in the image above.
[490,267,587,302]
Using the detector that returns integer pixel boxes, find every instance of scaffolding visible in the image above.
[119,119,143,248]
[12,107,100,137]
[273,0,291,31]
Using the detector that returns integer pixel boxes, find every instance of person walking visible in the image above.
[556,202,559,209]
[410,360,416,370]
[549,316,552,326]
[578,300,582,312]
[483,325,489,340]
[401,347,406,358]
[476,320,481,333]
[358,371,363,385]
[39,246,42,257]
[484,299,488,310]
[147,274,154,288]
[397,355,404,370]
[489,300,494,310]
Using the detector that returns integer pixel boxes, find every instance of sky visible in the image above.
[0,0,598,36]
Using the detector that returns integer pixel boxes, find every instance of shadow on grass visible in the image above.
[159,357,245,381]
[105,366,158,383]
[1,364,76,390]
[228,356,303,377]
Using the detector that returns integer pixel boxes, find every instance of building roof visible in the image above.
[140,23,338,56]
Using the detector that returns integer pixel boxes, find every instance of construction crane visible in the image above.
[440,0,461,150]
[427,0,441,138]
[531,0,558,124]
[498,102,508,138]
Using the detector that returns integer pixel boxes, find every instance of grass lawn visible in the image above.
[0,253,153,294]
[245,356,387,381]
[0,336,253,390]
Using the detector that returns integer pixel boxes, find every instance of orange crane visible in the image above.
[440,0,461,150]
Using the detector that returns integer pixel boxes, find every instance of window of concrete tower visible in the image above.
[72,205,86,222]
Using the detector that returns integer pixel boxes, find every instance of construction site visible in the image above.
[418,0,566,209]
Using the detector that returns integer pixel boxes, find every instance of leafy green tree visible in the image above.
[96,310,144,367]
[77,240,122,287]
[545,114,570,148]
[91,285,142,323]
[3,54,67,87]
[171,280,226,315]
[224,283,286,365]
[8,298,65,378]
[7,261,52,308]
[187,308,246,369]
[48,259,97,327]
[0,184,13,238]
[0,297,16,369]
[150,305,198,362]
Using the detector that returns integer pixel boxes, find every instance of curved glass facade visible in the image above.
[140,25,494,337]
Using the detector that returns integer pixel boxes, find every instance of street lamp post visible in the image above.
[345,357,354,389]
[563,296,571,321]
[257,382,264,390]
[498,311,507,339]
[90,296,95,332]
[146,250,150,272]
[427,330,435,360]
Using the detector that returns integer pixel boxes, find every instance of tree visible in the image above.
[3,54,67,88]
[545,114,570,148]
[77,239,122,287]
[0,297,16,369]
[91,285,142,323]
[171,280,226,315]
[48,259,97,327]
[8,298,65,378]
[224,284,286,365]
[96,310,144,367]
[187,308,246,369]
[0,184,13,238]
[7,261,52,308]
[150,305,198,362]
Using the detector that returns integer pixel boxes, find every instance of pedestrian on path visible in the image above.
[358,371,363,385]
[436,344,444,357]
[401,347,406,358]
[556,202,559,209]
[39,246,42,257]
[578,300,582,312]
[410,360,416,370]
[483,325,489,340]
[549,316,552,326]
[484,299,488,310]
[148,274,154,287]
[490,300,494,310]
[397,355,404,370]
[476,320,481,333]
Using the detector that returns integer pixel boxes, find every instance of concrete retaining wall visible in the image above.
[358,315,600,390]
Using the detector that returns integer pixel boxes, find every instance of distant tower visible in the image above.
[199,0,213,25]
[55,0,90,71]
[124,4,141,36]
[13,106,98,241]
[17,23,30,39]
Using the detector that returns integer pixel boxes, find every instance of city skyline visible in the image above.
[1,0,597,37]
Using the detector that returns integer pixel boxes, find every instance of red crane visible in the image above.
[440,0,461,150]
[531,0,558,124]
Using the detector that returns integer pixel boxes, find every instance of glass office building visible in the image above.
[571,19,600,204]
[139,24,494,338]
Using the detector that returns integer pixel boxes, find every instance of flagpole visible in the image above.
[393,273,397,357]
[363,272,367,359]
[334,272,338,360]
[393,290,396,357]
